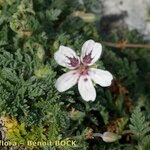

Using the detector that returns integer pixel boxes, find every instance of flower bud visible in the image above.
[101,132,121,143]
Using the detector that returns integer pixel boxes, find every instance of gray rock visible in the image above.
[101,0,150,40]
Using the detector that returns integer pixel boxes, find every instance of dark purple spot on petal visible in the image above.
[66,56,79,68]
[83,51,93,64]
[84,78,88,82]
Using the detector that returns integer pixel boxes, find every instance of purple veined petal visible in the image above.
[55,70,80,92]
[89,68,113,87]
[54,46,80,69]
[81,40,102,66]
[78,75,96,101]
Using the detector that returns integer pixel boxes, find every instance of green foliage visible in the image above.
[129,106,150,140]
[129,106,150,150]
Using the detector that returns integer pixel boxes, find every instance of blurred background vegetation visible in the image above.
[0,0,149,150]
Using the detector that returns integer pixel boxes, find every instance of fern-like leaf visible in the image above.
[129,106,150,141]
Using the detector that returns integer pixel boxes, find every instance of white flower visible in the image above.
[54,39,113,101]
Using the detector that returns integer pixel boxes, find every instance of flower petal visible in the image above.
[89,68,113,87]
[78,75,96,101]
[54,46,80,69]
[81,40,102,66]
[55,70,79,92]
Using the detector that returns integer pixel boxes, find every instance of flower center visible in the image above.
[78,65,89,75]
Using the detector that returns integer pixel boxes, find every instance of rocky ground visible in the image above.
[100,0,150,40]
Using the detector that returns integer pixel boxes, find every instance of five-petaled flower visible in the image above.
[54,40,113,101]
